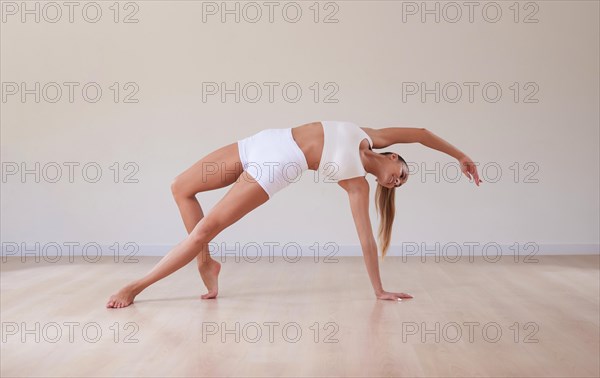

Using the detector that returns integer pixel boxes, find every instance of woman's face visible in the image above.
[376,153,408,189]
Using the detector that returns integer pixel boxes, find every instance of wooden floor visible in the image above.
[1,255,598,377]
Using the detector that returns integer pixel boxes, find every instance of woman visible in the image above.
[106,121,481,308]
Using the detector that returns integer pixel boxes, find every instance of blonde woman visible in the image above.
[106,121,481,308]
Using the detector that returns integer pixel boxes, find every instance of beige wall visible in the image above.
[1,1,598,257]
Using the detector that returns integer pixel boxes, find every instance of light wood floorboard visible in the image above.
[1,255,598,377]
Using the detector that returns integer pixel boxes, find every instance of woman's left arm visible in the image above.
[338,177,413,301]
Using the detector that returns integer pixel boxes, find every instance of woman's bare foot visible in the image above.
[106,282,141,309]
[198,259,221,299]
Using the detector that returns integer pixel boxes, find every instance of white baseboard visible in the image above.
[1,243,598,262]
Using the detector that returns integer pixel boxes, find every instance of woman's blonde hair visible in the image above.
[374,152,407,259]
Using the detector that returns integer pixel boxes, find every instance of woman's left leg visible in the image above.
[106,171,269,308]
[170,142,244,297]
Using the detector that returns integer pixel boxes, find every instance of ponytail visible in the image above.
[374,152,407,259]
[375,182,395,259]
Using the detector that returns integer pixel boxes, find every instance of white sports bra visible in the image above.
[318,121,373,182]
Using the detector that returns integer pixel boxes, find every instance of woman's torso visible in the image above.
[291,121,373,179]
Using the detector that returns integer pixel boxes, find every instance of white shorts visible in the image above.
[237,127,309,199]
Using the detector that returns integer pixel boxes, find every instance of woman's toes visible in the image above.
[201,291,217,299]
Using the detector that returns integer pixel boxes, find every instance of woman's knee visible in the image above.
[171,175,192,200]
[189,218,221,246]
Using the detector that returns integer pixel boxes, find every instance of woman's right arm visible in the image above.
[363,127,481,186]
[418,129,482,186]
[361,127,427,148]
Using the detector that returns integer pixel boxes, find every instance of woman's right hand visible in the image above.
[458,155,482,186]
[376,290,414,301]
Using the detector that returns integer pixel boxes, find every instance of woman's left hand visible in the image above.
[458,155,482,186]
[376,291,414,301]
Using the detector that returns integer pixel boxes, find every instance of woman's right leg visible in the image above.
[170,142,244,297]
[106,170,269,308]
